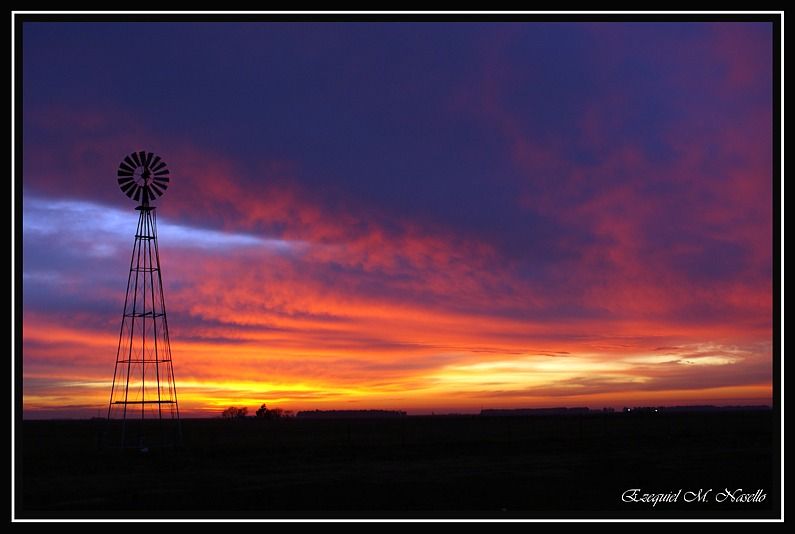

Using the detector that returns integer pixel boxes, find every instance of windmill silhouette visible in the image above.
[104,151,181,450]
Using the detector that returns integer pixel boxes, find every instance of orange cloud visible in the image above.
[22,92,773,417]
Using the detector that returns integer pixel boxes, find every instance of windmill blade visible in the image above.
[117,151,170,204]
[119,161,136,173]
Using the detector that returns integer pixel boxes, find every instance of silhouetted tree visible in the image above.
[221,406,248,419]
[255,404,292,420]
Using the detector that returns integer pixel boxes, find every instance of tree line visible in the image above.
[221,404,293,420]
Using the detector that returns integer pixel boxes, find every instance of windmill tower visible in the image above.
[104,151,182,449]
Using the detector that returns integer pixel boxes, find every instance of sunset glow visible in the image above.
[21,22,773,417]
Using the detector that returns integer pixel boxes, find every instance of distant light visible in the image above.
[654,409,658,412]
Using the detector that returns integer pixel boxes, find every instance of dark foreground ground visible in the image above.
[19,411,777,518]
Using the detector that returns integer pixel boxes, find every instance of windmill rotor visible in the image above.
[117,150,170,204]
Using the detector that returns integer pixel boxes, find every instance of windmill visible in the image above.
[104,151,181,450]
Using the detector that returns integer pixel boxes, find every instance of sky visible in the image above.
[20,21,774,418]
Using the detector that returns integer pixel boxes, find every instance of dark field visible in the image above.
[19,411,777,518]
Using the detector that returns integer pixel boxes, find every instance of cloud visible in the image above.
[21,23,774,416]
[24,195,296,252]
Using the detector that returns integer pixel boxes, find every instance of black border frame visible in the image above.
[12,10,782,521]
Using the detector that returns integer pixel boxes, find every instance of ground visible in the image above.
[18,411,777,518]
